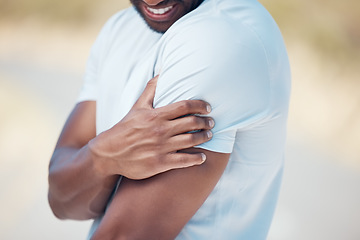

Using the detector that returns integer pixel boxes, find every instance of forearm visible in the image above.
[91,149,229,240]
[47,92,214,221]
[48,145,119,220]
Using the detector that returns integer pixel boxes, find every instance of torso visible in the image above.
[84,0,291,239]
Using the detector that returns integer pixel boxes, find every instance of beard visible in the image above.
[130,0,204,33]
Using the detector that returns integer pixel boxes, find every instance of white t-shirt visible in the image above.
[79,0,291,239]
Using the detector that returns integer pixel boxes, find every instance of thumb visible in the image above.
[134,75,159,108]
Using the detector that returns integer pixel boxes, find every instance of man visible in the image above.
[48,0,291,239]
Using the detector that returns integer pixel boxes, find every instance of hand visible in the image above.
[89,76,214,179]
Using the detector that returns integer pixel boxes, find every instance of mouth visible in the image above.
[143,3,177,22]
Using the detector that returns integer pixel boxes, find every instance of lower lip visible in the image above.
[143,4,177,22]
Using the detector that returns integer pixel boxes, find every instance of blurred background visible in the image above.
[0,0,359,239]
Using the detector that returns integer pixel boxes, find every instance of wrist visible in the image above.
[87,134,115,178]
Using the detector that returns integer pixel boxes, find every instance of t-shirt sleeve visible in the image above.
[153,19,271,153]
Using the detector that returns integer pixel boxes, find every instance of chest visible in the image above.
[95,31,162,134]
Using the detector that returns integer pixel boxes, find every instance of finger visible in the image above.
[168,116,214,136]
[134,75,159,108]
[166,130,213,152]
[157,100,211,120]
[164,152,207,170]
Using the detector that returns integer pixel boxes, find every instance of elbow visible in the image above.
[47,167,75,219]
[48,169,69,203]
[48,169,69,219]
[47,165,103,220]
[47,170,72,218]
[47,150,101,220]
[47,191,69,220]
[48,191,99,220]
[48,173,99,220]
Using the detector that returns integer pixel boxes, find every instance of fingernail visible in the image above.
[208,119,215,128]
[201,153,206,162]
[206,104,211,113]
[207,130,213,139]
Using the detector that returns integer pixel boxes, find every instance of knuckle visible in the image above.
[142,111,153,121]
[152,124,167,137]
[153,145,164,157]
[142,110,160,123]
[148,151,157,161]
[156,110,167,119]
[180,156,189,166]
[188,131,210,145]
[157,154,167,165]
[148,110,159,120]
[147,153,160,168]
[188,132,199,144]
[194,100,207,113]
[178,100,192,113]
[153,155,168,173]
[188,115,200,125]
[198,100,207,109]
[177,154,188,166]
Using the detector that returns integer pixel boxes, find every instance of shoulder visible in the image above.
[154,2,286,124]
[161,0,288,66]
[165,15,245,53]
[155,10,272,119]
[90,7,158,64]
[158,10,271,88]
[165,1,272,48]
[159,8,273,81]
[157,0,290,107]
[98,7,143,38]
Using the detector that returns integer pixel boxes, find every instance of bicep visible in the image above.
[55,101,96,149]
[92,148,229,239]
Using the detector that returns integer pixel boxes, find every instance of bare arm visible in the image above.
[48,77,215,220]
[48,101,118,220]
[91,148,230,240]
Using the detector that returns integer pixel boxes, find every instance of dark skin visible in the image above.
[48,76,230,239]
[91,148,229,240]
[48,77,217,220]
[49,0,231,238]
[130,0,204,33]
[88,80,230,239]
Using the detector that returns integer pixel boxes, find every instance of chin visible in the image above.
[147,22,174,33]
